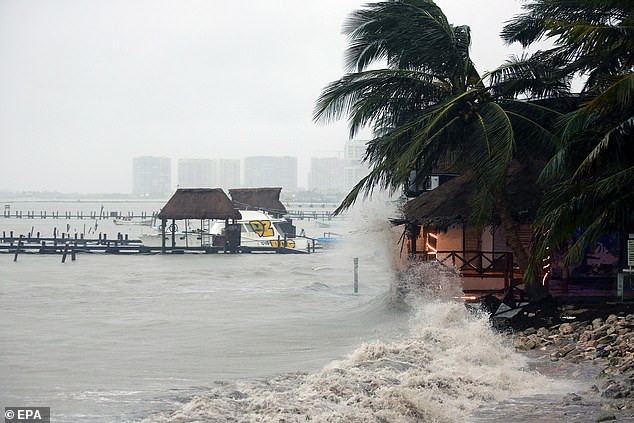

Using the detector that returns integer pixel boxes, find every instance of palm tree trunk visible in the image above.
[495,194,548,300]
[495,194,529,270]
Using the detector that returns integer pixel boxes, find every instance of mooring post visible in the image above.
[353,257,359,294]
[13,235,23,262]
[62,243,70,263]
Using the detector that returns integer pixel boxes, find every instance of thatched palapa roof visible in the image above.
[402,161,543,231]
[229,187,287,214]
[157,188,242,220]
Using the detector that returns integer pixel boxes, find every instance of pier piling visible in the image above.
[353,257,359,294]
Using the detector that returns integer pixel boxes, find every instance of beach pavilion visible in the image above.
[157,188,242,253]
[228,187,288,217]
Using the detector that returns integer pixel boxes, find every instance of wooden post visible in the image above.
[62,243,70,263]
[353,257,359,293]
[161,218,166,253]
[13,235,23,262]
[505,253,513,288]
[171,219,176,248]
[185,219,189,248]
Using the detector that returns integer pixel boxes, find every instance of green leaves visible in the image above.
[506,0,634,274]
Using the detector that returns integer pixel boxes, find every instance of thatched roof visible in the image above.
[402,161,543,231]
[157,188,242,220]
[228,187,287,214]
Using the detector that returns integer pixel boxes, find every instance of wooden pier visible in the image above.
[2,208,338,222]
[2,205,158,220]
[0,231,313,257]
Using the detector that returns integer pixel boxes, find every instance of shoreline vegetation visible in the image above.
[498,300,634,421]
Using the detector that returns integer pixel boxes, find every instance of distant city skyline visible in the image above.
[133,139,369,196]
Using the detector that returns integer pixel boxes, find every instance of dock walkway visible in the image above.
[0,234,311,256]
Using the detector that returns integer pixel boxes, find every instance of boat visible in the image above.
[113,217,154,226]
[208,210,317,251]
[139,209,318,251]
[314,231,340,247]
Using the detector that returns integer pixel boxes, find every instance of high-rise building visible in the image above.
[244,156,297,191]
[343,140,370,190]
[308,157,345,193]
[132,156,171,197]
[178,159,213,188]
[210,159,241,189]
[177,158,240,189]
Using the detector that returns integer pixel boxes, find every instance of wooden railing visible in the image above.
[426,250,517,286]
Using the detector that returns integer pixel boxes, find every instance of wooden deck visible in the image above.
[0,234,312,256]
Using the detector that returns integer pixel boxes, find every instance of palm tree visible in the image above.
[314,0,565,285]
[502,0,634,271]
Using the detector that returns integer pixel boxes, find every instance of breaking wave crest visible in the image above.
[137,262,554,423]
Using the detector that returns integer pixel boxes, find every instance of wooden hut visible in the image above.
[228,187,296,236]
[157,188,242,253]
[228,187,288,216]
[399,161,542,291]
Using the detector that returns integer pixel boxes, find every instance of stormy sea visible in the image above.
[0,200,589,422]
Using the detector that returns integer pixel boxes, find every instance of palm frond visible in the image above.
[342,0,469,77]
[313,69,446,138]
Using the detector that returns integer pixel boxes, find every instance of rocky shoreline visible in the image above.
[507,301,634,421]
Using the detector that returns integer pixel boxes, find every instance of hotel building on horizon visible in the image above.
[178,158,240,189]
[132,156,171,197]
[243,155,297,192]
[308,157,346,193]
[343,139,370,191]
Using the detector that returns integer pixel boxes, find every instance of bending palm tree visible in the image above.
[502,0,634,271]
[314,0,564,285]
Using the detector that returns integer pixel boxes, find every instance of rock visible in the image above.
[558,344,577,358]
[226,390,247,400]
[523,327,537,336]
[562,392,582,402]
[559,323,574,335]
[514,336,537,350]
[596,334,616,345]
[509,304,634,414]
[593,324,611,338]
[579,331,592,342]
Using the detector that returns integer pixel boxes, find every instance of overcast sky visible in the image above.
[0,0,528,194]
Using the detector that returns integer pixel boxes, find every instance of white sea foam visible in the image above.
[137,262,558,423]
